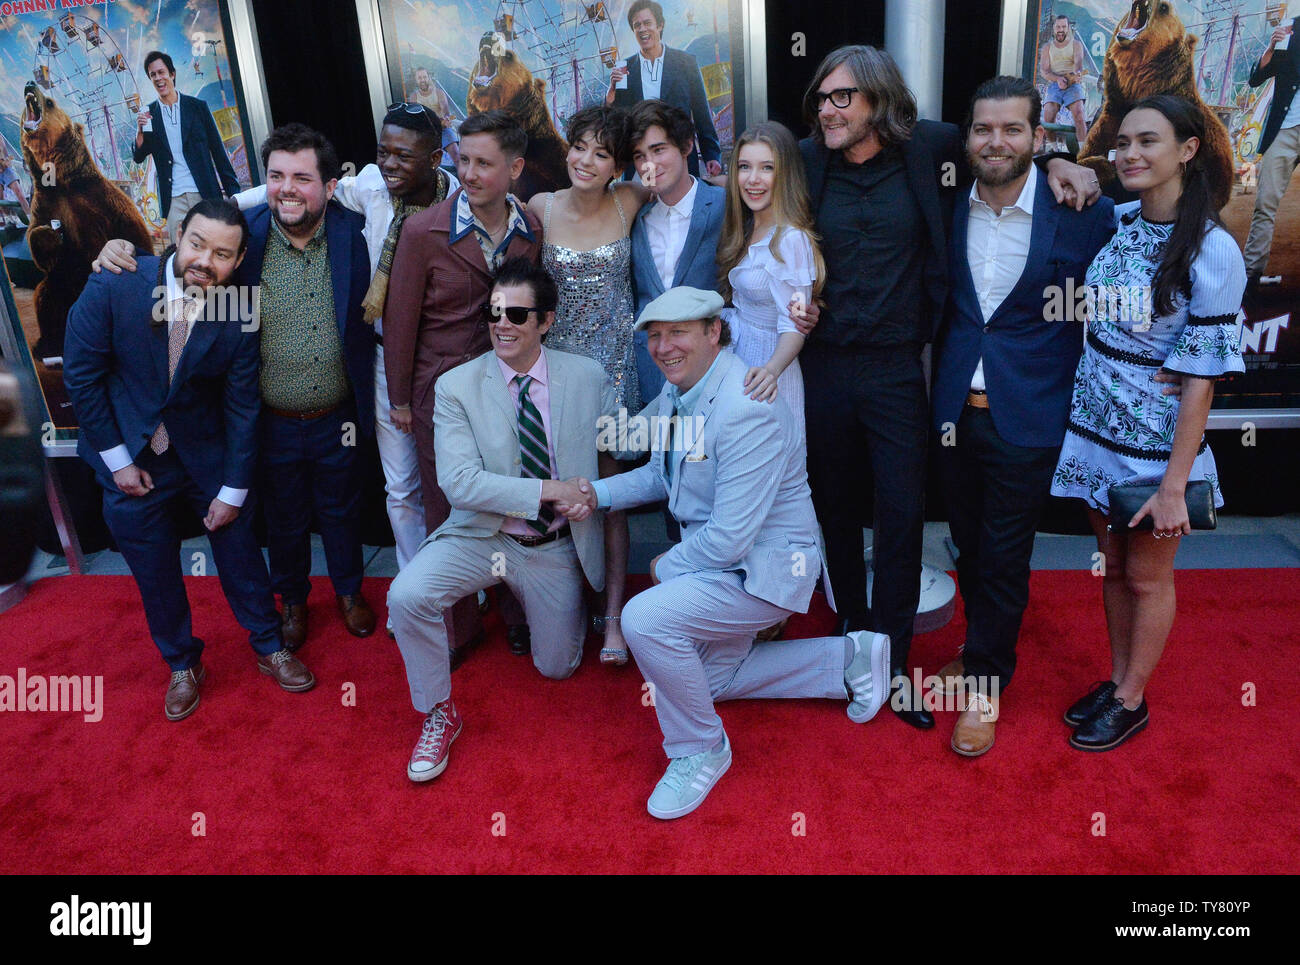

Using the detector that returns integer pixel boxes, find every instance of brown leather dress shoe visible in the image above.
[754,617,789,643]
[935,656,965,696]
[281,603,308,653]
[257,649,316,692]
[951,692,998,757]
[337,593,376,637]
[165,663,206,721]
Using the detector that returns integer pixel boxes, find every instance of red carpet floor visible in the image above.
[1,569,1296,874]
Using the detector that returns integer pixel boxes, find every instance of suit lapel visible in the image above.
[546,350,566,473]
[668,351,730,492]
[325,206,352,341]
[627,54,643,102]
[632,207,664,300]
[988,173,1060,326]
[951,194,978,310]
[482,353,517,433]
[672,183,710,287]
[903,133,945,265]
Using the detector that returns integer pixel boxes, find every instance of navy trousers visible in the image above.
[101,447,282,671]
[259,401,365,604]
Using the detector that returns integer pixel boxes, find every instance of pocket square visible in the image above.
[685,451,708,463]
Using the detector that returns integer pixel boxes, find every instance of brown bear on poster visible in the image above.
[465,31,569,199]
[20,82,153,361]
[1077,0,1234,210]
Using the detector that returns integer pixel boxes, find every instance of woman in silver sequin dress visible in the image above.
[528,106,650,666]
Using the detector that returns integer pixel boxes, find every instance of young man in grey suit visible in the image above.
[575,287,891,820]
[387,258,617,783]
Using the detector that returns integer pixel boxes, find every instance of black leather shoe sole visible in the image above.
[507,626,531,656]
[449,630,486,672]
[1069,702,1149,752]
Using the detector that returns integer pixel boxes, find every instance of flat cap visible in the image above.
[634,286,725,331]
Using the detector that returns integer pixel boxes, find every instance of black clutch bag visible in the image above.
[1107,480,1217,531]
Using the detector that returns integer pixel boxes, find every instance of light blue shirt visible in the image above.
[1283,82,1300,132]
[159,98,198,197]
[592,349,726,508]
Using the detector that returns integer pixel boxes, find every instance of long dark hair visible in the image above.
[1126,95,1223,317]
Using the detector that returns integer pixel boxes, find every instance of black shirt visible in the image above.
[814,146,928,349]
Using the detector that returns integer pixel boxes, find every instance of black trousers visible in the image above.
[937,405,1059,691]
[803,342,927,668]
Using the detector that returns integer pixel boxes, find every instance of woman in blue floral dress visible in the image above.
[1051,95,1245,751]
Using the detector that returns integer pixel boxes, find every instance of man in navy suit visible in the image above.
[64,200,316,721]
[133,50,241,241]
[931,77,1114,756]
[606,0,721,179]
[96,125,377,651]
[626,100,726,402]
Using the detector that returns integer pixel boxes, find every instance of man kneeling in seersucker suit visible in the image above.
[575,287,892,820]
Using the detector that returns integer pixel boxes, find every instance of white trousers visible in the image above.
[388,532,586,712]
[620,570,848,758]
[374,344,425,570]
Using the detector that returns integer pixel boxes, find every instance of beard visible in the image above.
[270,195,325,236]
[967,146,1033,188]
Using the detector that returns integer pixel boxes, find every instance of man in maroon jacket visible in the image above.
[383,109,543,664]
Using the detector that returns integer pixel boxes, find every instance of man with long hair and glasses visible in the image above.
[796,46,1100,731]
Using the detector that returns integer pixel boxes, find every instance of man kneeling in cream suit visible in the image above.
[388,258,617,782]
[578,287,891,820]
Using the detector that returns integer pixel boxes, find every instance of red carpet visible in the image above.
[1,569,1296,873]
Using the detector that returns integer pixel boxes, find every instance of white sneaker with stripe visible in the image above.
[845,630,891,723]
[646,733,732,820]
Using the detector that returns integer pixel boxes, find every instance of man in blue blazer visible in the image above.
[605,1,720,179]
[96,125,377,650]
[133,50,241,241]
[626,100,726,404]
[931,77,1114,756]
[581,287,890,820]
[64,200,316,721]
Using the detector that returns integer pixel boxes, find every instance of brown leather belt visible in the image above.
[507,524,571,547]
[266,402,341,421]
[965,390,990,410]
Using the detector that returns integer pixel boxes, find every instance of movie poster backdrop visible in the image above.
[1023,0,1299,412]
[372,0,745,202]
[0,0,260,446]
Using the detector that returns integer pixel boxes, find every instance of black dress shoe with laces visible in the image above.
[507,624,531,656]
[449,630,485,672]
[890,668,935,730]
[1063,680,1118,726]
[1069,697,1148,751]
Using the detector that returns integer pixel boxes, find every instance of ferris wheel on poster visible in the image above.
[28,12,144,187]
[492,1,622,122]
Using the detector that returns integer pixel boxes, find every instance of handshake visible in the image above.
[540,477,599,521]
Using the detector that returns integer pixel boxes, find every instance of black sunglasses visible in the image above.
[483,302,542,325]
[388,101,437,131]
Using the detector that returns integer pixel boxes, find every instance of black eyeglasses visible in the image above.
[483,303,542,325]
[814,87,859,109]
[388,101,437,131]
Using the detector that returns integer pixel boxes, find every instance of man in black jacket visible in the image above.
[133,50,241,242]
[797,45,1097,730]
[1244,18,1300,292]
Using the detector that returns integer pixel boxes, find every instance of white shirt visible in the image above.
[643,175,698,289]
[1282,81,1300,131]
[639,47,665,100]
[159,97,198,197]
[99,255,248,507]
[965,163,1037,391]
[231,163,460,337]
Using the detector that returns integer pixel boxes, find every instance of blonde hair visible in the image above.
[717,121,825,305]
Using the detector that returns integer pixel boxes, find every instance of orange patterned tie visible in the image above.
[149,296,200,455]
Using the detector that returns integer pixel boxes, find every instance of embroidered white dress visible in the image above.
[721,226,816,441]
[1051,203,1246,513]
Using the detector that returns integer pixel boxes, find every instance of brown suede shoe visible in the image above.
[934,656,965,696]
[165,663,206,721]
[281,603,308,653]
[337,593,376,638]
[257,649,316,692]
[951,692,998,757]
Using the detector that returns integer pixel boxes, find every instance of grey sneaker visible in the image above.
[646,733,732,820]
[845,630,890,723]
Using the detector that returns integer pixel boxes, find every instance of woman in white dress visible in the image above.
[715,121,825,440]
